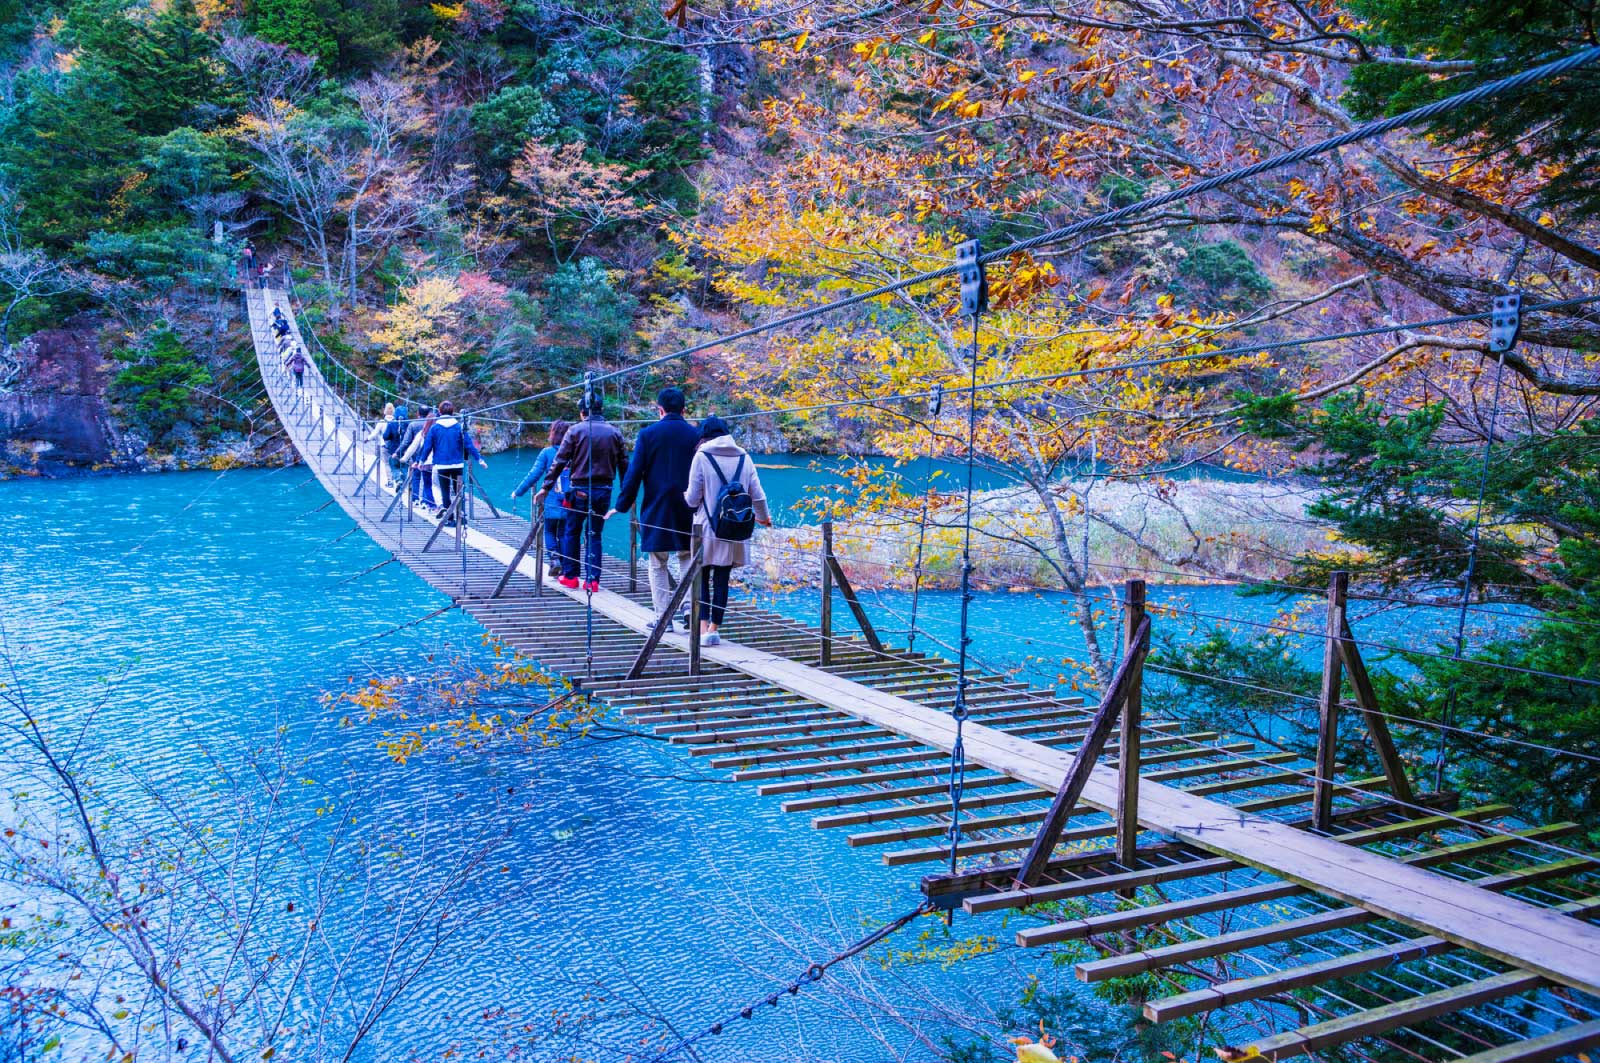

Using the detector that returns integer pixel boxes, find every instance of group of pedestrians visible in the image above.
[240,240,276,290]
[271,306,310,388]
[369,402,488,522]
[513,387,770,646]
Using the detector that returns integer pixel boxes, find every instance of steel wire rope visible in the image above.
[681,294,1600,427]
[778,529,1600,693]
[586,513,1600,766]
[844,577,1600,769]
[466,46,1600,417]
[642,899,932,1063]
[1081,721,1600,866]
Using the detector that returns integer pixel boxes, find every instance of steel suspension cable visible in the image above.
[946,316,980,878]
[468,45,1600,417]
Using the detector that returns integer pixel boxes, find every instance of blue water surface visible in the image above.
[1,463,1531,1061]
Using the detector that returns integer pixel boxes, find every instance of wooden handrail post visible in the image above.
[688,566,702,676]
[1314,571,1348,831]
[820,520,834,665]
[1117,579,1147,869]
[533,500,544,597]
[629,510,640,593]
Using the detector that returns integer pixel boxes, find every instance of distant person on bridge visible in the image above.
[241,241,255,288]
[684,417,771,647]
[512,419,573,581]
[285,345,309,389]
[271,307,289,341]
[399,407,438,510]
[535,395,628,593]
[365,403,398,489]
[414,400,485,524]
[607,387,699,631]
[384,404,409,488]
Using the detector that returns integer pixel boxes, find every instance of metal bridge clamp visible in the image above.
[1488,292,1521,353]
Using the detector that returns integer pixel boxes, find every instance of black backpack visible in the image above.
[382,418,404,454]
[705,453,756,542]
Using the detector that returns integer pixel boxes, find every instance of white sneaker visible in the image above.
[703,632,722,647]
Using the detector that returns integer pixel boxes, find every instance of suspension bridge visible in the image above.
[249,281,1600,1062]
[236,43,1600,1062]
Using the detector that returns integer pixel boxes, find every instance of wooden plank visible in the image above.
[1014,806,1514,946]
[1445,1019,1600,1063]
[968,856,1238,914]
[1074,823,1585,983]
[1247,971,1543,1060]
[1145,858,1595,1022]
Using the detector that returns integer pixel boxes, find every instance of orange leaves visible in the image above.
[987,253,1060,310]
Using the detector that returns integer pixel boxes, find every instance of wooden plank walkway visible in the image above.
[250,287,1600,1061]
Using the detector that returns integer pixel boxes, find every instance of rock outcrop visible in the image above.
[0,323,134,476]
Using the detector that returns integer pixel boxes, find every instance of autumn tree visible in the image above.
[367,273,468,390]
[510,138,654,262]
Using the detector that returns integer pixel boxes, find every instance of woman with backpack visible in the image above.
[683,417,771,646]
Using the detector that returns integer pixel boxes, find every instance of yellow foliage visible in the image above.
[366,275,468,391]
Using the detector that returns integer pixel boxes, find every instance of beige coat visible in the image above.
[684,436,771,567]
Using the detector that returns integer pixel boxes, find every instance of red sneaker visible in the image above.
[558,576,580,589]
[583,580,600,594]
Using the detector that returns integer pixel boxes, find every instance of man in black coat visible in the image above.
[609,387,699,628]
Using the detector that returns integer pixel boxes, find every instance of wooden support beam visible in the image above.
[492,518,543,599]
[825,554,885,655]
[1012,806,1509,944]
[1246,971,1543,1060]
[1337,617,1416,807]
[1446,1019,1600,1063]
[1143,857,1597,1023]
[1015,611,1150,887]
[625,548,702,681]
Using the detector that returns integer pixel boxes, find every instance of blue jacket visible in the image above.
[614,413,700,553]
[514,445,570,520]
[414,416,482,468]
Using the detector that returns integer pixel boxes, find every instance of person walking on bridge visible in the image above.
[400,406,438,510]
[608,387,699,631]
[535,396,628,593]
[414,401,486,525]
[513,420,573,580]
[684,417,771,646]
[285,345,309,389]
[365,403,398,489]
